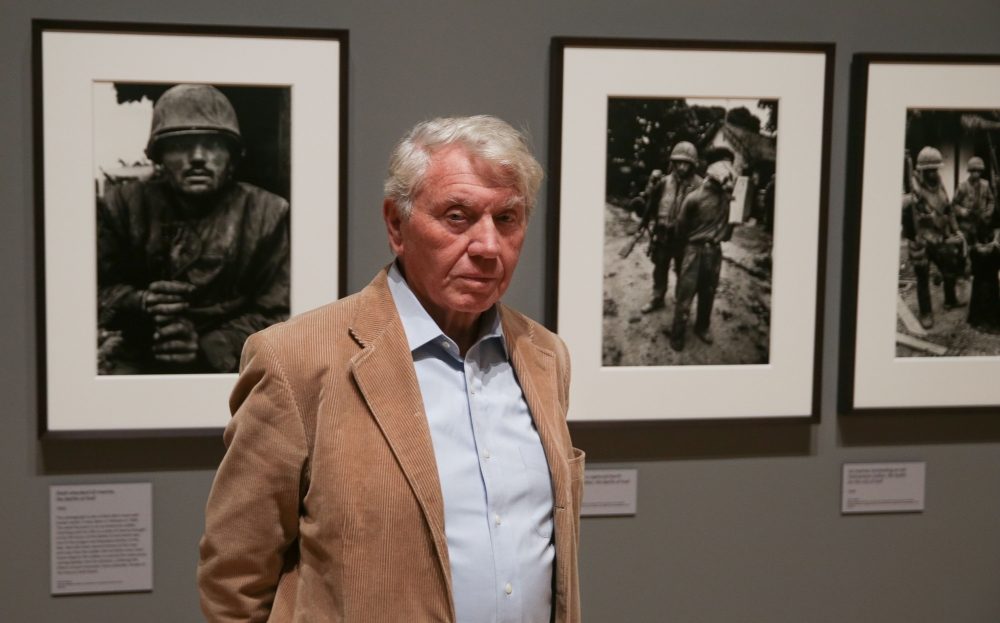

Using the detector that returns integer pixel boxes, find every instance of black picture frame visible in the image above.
[33,19,349,439]
[547,36,834,422]
[839,52,1000,416]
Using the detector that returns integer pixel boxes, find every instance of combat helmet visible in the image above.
[968,156,986,172]
[670,141,699,165]
[145,84,241,161]
[915,146,944,170]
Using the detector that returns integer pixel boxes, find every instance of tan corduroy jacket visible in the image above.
[198,268,585,623]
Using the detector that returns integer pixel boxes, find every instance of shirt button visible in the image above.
[441,341,449,348]
[495,514,501,526]
[470,387,476,394]
[484,449,490,459]
[506,583,512,595]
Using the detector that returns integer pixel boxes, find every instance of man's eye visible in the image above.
[447,213,464,221]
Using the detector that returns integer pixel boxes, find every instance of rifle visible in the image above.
[986,133,999,201]
[618,222,650,258]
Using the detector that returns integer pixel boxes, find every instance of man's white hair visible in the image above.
[384,115,544,219]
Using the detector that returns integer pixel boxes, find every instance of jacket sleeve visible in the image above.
[674,192,697,240]
[96,186,141,328]
[986,184,996,222]
[198,331,309,623]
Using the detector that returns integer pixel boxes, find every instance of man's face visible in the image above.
[970,170,982,183]
[384,145,527,316]
[923,168,941,187]
[159,134,233,197]
[673,160,693,178]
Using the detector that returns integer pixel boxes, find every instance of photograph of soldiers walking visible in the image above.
[94,82,291,375]
[603,97,776,366]
[897,109,1000,357]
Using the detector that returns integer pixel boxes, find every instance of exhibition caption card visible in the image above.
[50,483,152,595]
[841,462,925,514]
[582,469,638,516]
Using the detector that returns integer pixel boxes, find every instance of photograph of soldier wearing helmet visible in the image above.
[897,109,1000,357]
[603,97,776,366]
[94,82,291,375]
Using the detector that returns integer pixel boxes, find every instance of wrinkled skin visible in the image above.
[383,145,527,354]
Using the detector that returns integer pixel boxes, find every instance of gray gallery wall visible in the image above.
[2,0,1000,621]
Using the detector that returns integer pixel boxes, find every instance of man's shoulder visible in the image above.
[246,291,365,373]
[102,177,164,205]
[233,182,290,212]
[99,178,171,222]
[249,270,393,360]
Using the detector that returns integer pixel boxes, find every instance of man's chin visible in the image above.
[181,184,218,195]
[446,290,501,314]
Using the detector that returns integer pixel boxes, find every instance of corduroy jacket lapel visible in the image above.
[499,306,570,512]
[499,305,575,618]
[347,269,454,618]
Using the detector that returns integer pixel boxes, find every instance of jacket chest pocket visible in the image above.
[519,444,554,539]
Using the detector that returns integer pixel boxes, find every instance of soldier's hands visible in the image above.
[152,317,199,364]
[143,281,196,316]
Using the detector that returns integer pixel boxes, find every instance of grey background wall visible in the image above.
[3,0,1000,621]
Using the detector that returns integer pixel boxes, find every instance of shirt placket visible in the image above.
[465,340,521,623]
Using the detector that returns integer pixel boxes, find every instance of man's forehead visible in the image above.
[425,146,516,190]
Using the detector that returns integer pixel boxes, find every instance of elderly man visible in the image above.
[198,116,584,623]
[632,142,703,314]
[669,160,737,351]
[97,84,290,374]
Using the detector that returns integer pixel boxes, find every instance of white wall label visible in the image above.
[50,483,153,595]
[582,469,637,516]
[841,462,925,514]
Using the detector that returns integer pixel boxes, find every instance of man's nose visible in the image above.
[189,144,208,164]
[468,217,501,258]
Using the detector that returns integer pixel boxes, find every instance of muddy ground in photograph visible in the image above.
[602,203,771,366]
[897,240,1000,357]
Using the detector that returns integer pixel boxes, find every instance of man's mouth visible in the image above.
[457,275,499,286]
[184,170,213,179]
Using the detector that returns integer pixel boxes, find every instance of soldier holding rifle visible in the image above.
[953,156,996,240]
[622,142,703,314]
[903,146,965,329]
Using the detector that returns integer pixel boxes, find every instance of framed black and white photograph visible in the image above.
[34,21,348,436]
[840,54,1000,415]
[548,38,833,421]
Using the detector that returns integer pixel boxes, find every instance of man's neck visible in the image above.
[169,184,230,219]
[397,262,483,357]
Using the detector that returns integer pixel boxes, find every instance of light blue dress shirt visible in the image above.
[387,264,555,623]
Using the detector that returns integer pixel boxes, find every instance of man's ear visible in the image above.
[383,198,405,256]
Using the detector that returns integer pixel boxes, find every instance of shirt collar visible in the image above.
[387,261,507,356]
